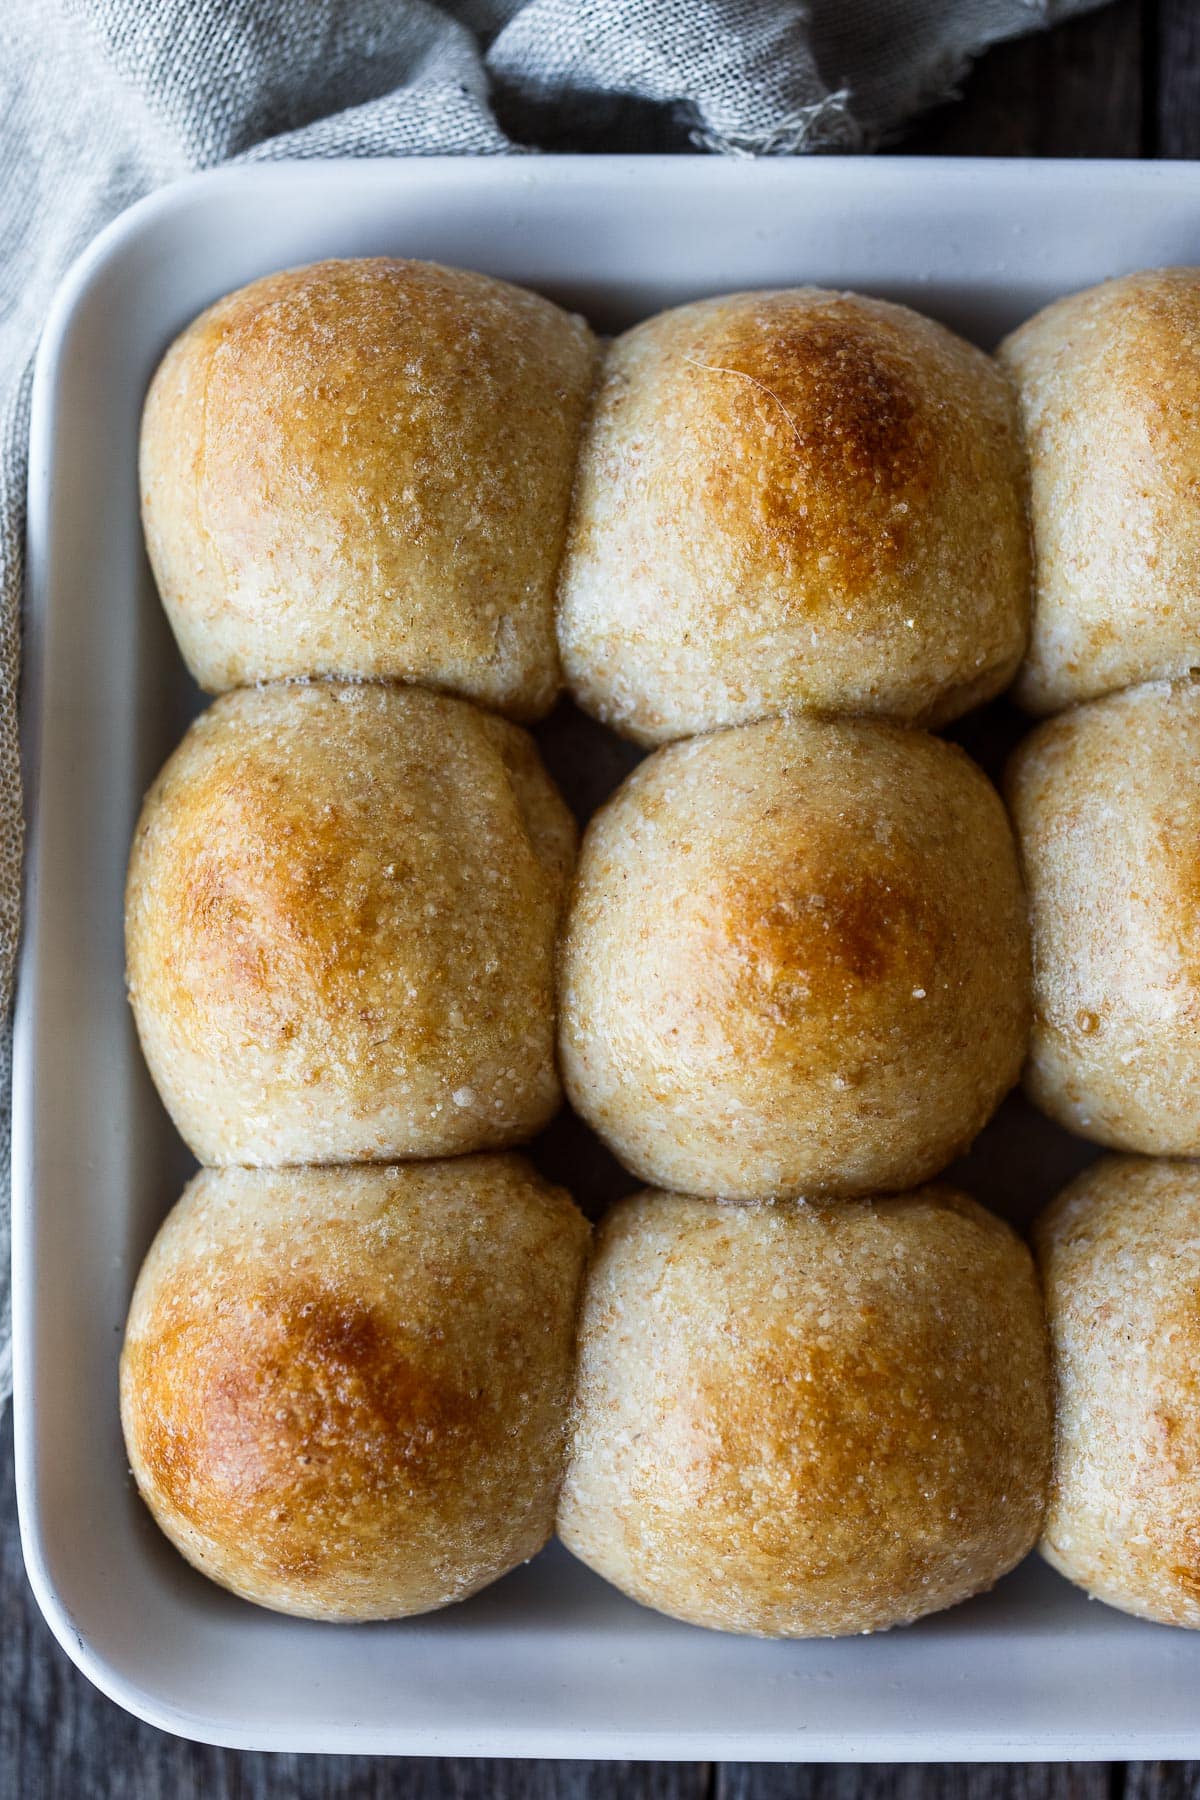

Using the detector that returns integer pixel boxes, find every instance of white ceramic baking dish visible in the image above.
[16,156,1200,1759]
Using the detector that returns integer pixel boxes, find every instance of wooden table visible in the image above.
[5,2,1198,1792]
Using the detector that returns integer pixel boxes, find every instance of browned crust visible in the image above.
[121,1158,591,1620]
[1001,268,1200,714]
[1007,677,1200,1154]
[558,714,1030,1200]
[558,287,1029,743]
[125,682,576,1164]
[1035,1155,1200,1627]
[558,1187,1051,1637]
[140,258,598,716]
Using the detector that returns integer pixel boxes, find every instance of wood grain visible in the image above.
[1126,1769,1200,1800]
[4,3,1196,1793]
[719,1771,1112,1800]
[901,0,1143,157]
[1154,0,1200,156]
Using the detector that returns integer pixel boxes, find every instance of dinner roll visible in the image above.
[559,714,1029,1200]
[1008,678,1200,1154]
[126,682,575,1165]
[1001,267,1200,715]
[557,287,1030,745]
[140,258,596,718]
[558,1186,1050,1637]
[121,1157,590,1620]
[1035,1156,1200,1627]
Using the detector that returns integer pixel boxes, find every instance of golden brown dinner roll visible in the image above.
[140,258,596,718]
[557,287,1030,745]
[558,1186,1051,1637]
[559,714,1029,1200]
[125,681,575,1165]
[1008,677,1200,1154]
[121,1157,590,1621]
[1001,267,1200,715]
[1035,1155,1200,1627]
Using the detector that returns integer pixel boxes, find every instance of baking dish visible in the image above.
[16,156,1200,1757]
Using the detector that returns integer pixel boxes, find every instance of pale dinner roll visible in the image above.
[1008,678,1200,1154]
[1001,267,1200,715]
[559,714,1030,1200]
[558,1186,1051,1638]
[557,286,1030,745]
[140,258,596,718]
[121,1158,590,1621]
[125,682,575,1165]
[1035,1156,1200,1628]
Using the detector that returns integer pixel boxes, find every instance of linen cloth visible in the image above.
[0,0,1106,1403]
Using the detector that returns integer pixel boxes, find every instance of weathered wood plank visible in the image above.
[900,0,1144,157]
[1154,0,1200,157]
[1126,1766,1200,1800]
[718,1766,1113,1800]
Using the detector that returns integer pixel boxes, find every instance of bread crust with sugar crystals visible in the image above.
[141,257,597,718]
[559,713,1029,1200]
[121,1158,590,1620]
[558,1186,1050,1637]
[1035,1154,1200,1628]
[1008,677,1200,1154]
[558,287,1029,744]
[125,681,576,1165]
[1001,267,1200,715]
